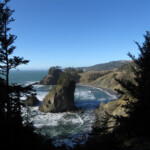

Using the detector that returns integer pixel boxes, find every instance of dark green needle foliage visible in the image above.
[114,31,150,149]
[0,1,55,150]
[0,0,31,125]
[73,32,150,150]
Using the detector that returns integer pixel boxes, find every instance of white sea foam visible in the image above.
[25,81,39,86]
[78,84,118,100]
[22,106,95,147]
[36,91,48,101]
[33,84,45,88]
[22,107,84,129]
[99,97,107,101]
[21,84,116,147]
[74,90,95,100]
[98,88,117,100]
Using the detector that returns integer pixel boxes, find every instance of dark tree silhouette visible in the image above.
[0,1,38,149]
[0,0,29,117]
[114,31,150,149]
[73,32,150,150]
[0,1,58,150]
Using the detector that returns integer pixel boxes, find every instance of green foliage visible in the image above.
[0,0,33,123]
[114,31,150,149]
[64,67,77,75]
[0,1,52,150]
[64,67,80,82]
[78,31,150,150]
[48,66,61,75]
[57,72,74,87]
[76,68,84,73]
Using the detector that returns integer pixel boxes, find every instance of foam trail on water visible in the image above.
[78,84,118,100]
[74,90,95,100]
[22,84,116,147]
[36,92,48,101]
[25,81,39,86]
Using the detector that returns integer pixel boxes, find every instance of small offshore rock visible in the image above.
[23,94,40,107]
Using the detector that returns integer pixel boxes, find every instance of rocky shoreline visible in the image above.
[75,84,127,131]
[28,80,126,132]
[76,83,119,100]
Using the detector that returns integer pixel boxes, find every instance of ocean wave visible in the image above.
[25,81,39,86]
[74,90,95,100]
[97,88,117,100]
[22,106,95,147]
[33,84,44,88]
[36,91,48,101]
[78,84,118,100]
[21,84,115,147]
[22,107,84,128]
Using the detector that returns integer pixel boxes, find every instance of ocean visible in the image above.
[9,70,117,147]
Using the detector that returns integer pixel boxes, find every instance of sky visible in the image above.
[8,0,150,70]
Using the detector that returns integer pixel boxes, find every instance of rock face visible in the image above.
[95,98,127,130]
[97,99,127,116]
[39,80,76,113]
[40,69,62,85]
[23,95,40,107]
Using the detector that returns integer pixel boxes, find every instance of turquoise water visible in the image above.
[9,70,116,147]
[10,70,48,84]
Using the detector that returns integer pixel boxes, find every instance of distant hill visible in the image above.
[80,60,131,71]
[79,61,135,92]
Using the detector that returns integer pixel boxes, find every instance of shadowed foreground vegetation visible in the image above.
[1,1,150,150]
[73,31,150,150]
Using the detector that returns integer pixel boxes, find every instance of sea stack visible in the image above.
[39,73,76,113]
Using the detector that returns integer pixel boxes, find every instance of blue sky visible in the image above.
[9,0,150,69]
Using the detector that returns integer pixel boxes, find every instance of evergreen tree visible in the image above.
[0,1,60,150]
[114,31,150,149]
[0,0,34,148]
[0,0,29,116]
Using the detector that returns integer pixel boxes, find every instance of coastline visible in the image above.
[29,82,119,101]
[76,83,121,132]
[76,83,119,100]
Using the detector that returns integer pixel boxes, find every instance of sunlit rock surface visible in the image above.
[39,80,76,113]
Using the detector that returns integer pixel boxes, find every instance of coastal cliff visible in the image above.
[40,67,62,85]
[94,97,127,130]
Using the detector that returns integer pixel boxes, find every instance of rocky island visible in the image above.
[39,73,76,113]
